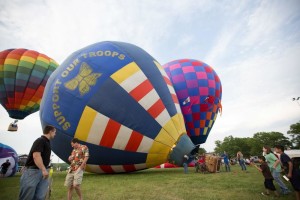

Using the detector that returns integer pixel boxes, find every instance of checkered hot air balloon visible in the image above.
[163,59,222,145]
[40,41,195,174]
[0,49,58,120]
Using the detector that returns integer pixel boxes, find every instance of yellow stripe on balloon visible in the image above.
[74,106,97,141]
[162,118,180,140]
[27,101,35,107]
[111,62,140,84]
[37,56,50,64]
[146,153,169,168]
[170,113,186,136]
[203,127,208,135]
[208,119,214,127]
[4,58,19,66]
[21,56,36,64]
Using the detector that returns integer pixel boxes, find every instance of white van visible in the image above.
[285,149,300,159]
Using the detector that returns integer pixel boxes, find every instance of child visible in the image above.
[252,156,279,197]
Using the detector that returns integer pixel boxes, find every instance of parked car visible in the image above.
[285,149,300,169]
[285,149,300,159]
[250,156,260,163]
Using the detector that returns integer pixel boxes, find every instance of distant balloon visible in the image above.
[163,59,222,145]
[0,49,58,120]
[40,41,195,173]
[0,143,18,177]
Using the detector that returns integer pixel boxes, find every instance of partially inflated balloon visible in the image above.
[40,41,195,173]
[0,143,18,177]
[0,49,58,119]
[163,59,222,145]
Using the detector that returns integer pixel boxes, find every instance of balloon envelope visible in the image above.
[40,41,194,173]
[163,59,222,145]
[0,143,18,177]
[0,49,58,119]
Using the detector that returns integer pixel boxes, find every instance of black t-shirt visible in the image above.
[25,135,51,168]
[1,162,11,170]
[280,153,292,175]
[260,162,273,180]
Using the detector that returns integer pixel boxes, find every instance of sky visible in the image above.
[0,0,300,163]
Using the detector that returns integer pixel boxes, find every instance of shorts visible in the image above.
[64,168,84,187]
[264,179,276,191]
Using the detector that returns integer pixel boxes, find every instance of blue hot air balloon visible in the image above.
[40,41,195,173]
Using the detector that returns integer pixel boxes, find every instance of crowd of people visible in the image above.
[184,146,299,200]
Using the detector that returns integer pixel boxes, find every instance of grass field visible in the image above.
[0,165,295,200]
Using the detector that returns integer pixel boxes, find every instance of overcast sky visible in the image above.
[1,0,300,163]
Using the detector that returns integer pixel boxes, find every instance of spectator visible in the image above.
[0,159,11,177]
[263,145,290,195]
[183,155,189,174]
[252,156,279,197]
[221,151,230,172]
[237,151,247,171]
[274,145,300,200]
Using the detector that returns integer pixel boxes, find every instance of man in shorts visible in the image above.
[65,138,89,200]
[274,145,300,200]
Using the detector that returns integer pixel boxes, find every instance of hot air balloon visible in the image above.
[163,59,222,145]
[0,48,58,131]
[40,41,195,173]
[0,143,18,177]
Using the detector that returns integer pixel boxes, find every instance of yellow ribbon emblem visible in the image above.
[64,62,101,96]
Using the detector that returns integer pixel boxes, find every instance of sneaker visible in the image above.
[261,192,270,196]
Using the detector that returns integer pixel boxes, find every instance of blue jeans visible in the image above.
[224,163,230,172]
[239,160,247,170]
[19,168,49,200]
[272,170,290,193]
[183,163,188,174]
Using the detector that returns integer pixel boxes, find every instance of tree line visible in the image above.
[213,121,300,158]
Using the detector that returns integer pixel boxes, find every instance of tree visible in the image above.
[288,121,300,148]
[198,147,206,155]
[251,132,292,155]
[214,136,252,158]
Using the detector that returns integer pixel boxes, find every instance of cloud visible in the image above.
[1,0,300,154]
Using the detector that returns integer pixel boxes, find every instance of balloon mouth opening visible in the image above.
[8,110,32,120]
[168,134,195,166]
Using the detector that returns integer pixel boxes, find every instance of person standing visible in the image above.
[64,138,89,200]
[263,145,290,195]
[237,151,247,171]
[221,151,230,172]
[274,145,300,200]
[252,156,279,197]
[19,125,56,200]
[183,155,189,174]
[0,159,11,177]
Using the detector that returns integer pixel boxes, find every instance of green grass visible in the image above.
[0,165,295,200]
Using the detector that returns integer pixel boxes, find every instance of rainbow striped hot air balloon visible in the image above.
[40,41,195,173]
[163,59,222,145]
[0,49,58,120]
